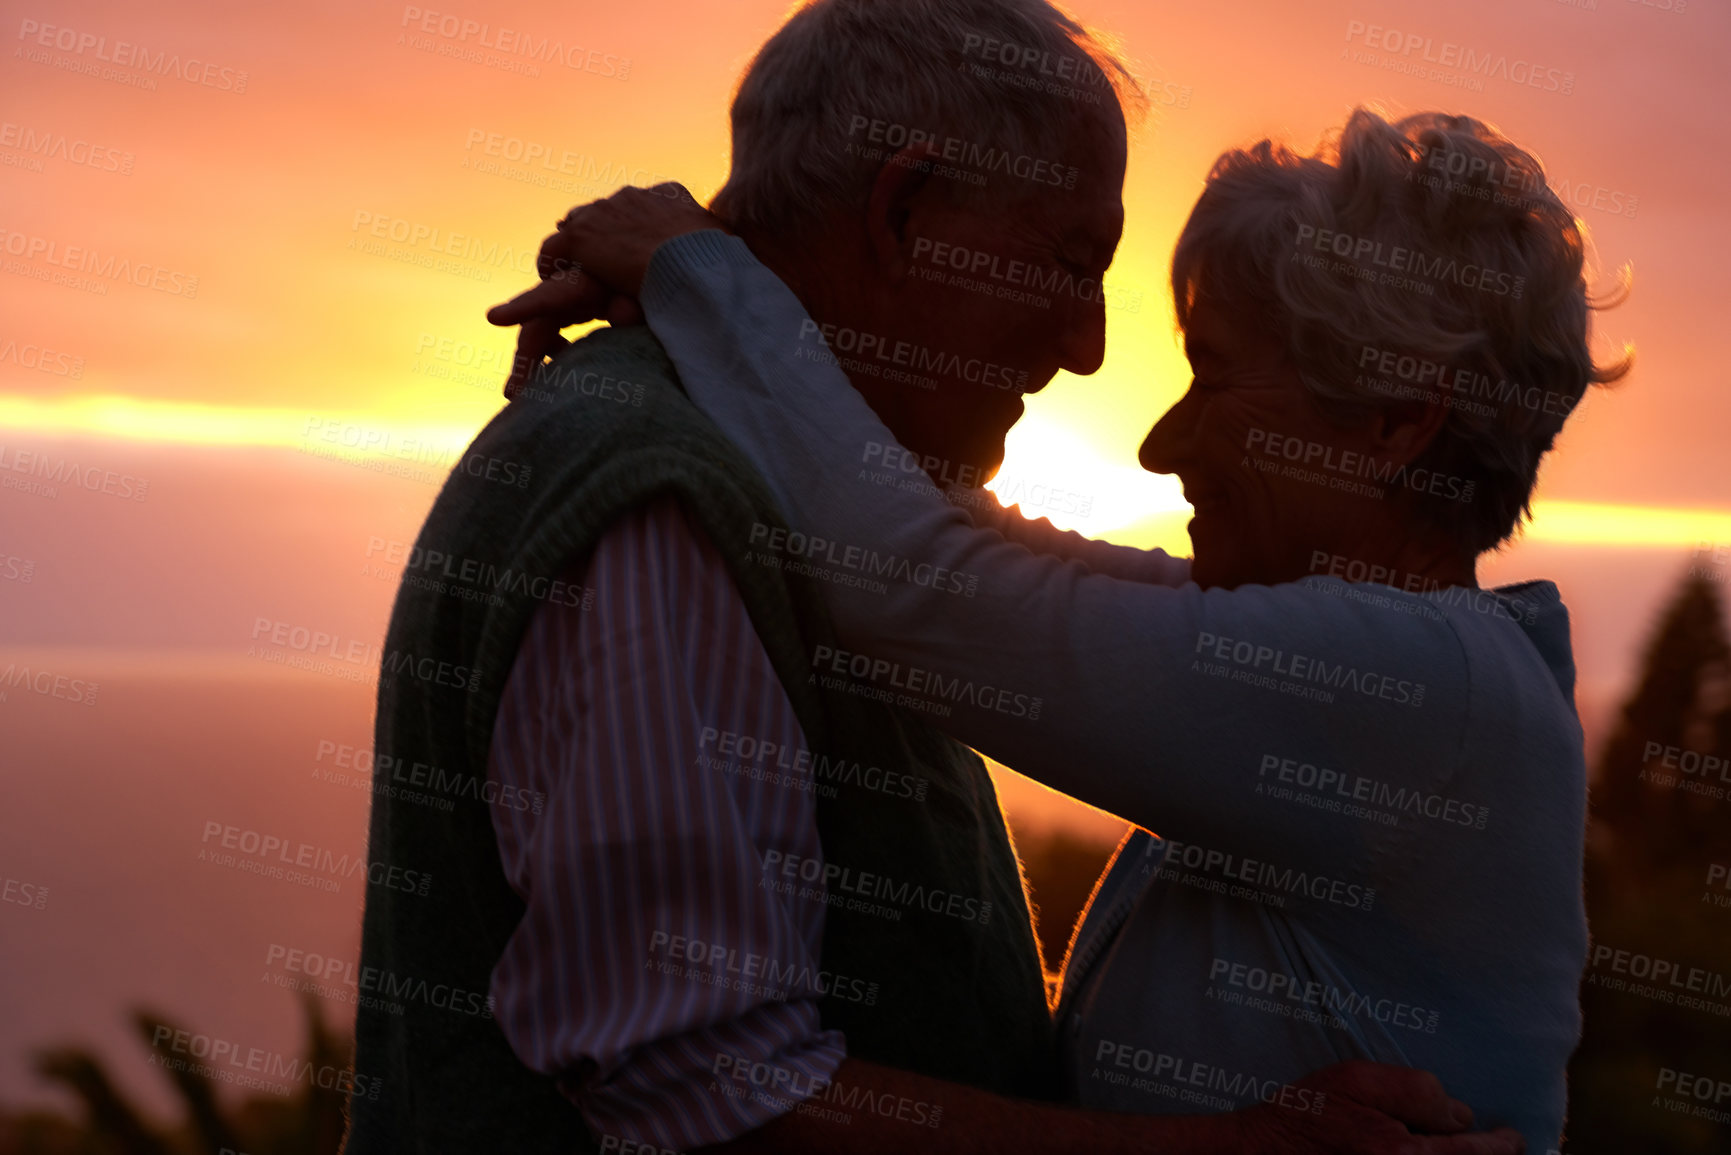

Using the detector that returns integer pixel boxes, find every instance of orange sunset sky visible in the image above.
[0,0,1728,1113]
[4,0,1728,767]
[3,0,1726,512]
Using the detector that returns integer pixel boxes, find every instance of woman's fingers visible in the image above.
[489,185,709,398]
[503,318,571,399]
[492,278,646,398]
[536,228,584,282]
[487,269,606,327]
[603,295,646,327]
[556,186,723,295]
[649,181,698,206]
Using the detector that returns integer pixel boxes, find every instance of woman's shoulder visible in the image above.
[1189,575,1576,725]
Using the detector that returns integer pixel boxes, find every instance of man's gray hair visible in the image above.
[712,0,1142,237]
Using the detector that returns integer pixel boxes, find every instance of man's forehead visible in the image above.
[1016,179,1124,248]
[1043,120,1127,240]
[961,107,1127,245]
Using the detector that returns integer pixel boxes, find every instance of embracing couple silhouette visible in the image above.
[343,2,1628,1152]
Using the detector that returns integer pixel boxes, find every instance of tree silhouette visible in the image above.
[0,992,353,1155]
[1589,572,1731,885]
[1566,569,1731,1155]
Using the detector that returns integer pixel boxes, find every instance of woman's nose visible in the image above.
[1140,388,1197,474]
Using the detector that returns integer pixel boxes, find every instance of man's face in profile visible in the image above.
[866,113,1128,484]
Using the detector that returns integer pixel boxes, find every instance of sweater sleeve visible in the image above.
[640,230,1474,884]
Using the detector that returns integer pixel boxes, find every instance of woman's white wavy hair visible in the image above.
[1172,108,1632,555]
[711,0,1143,237]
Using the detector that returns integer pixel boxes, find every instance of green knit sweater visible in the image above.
[342,326,1054,1154]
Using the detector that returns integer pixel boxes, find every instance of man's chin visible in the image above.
[972,393,1025,447]
[953,433,1011,486]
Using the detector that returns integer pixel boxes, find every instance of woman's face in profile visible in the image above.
[1139,293,1397,591]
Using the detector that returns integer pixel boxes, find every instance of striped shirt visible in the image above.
[486,495,847,1151]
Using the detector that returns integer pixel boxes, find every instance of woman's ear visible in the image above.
[864,145,942,281]
[1373,395,1451,464]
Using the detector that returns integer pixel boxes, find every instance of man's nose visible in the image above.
[1057,295,1107,377]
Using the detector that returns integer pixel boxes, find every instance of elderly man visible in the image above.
[345,2,1524,1152]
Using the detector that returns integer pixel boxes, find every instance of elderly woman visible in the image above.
[504,109,1625,1149]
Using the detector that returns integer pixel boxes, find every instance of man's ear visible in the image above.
[864,145,942,281]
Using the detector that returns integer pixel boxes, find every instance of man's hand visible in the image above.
[486,183,722,398]
[1232,1061,1526,1154]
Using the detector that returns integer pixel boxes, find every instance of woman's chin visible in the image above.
[1188,546,1226,590]
[1187,528,1251,590]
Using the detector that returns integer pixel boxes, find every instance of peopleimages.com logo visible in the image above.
[0,121,134,174]
[15,19,250,93]
[1,228,198,298]
[1342,20,1574,96]
[147,1025,378,1099]
[1155,836,1377,912]
[1092,1037,1327,1115]
[810,644,1043,720]
[1193,630,1427,708]
[397,6,631,79]
[1293,223,1524,299]
[0,660,98,706]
